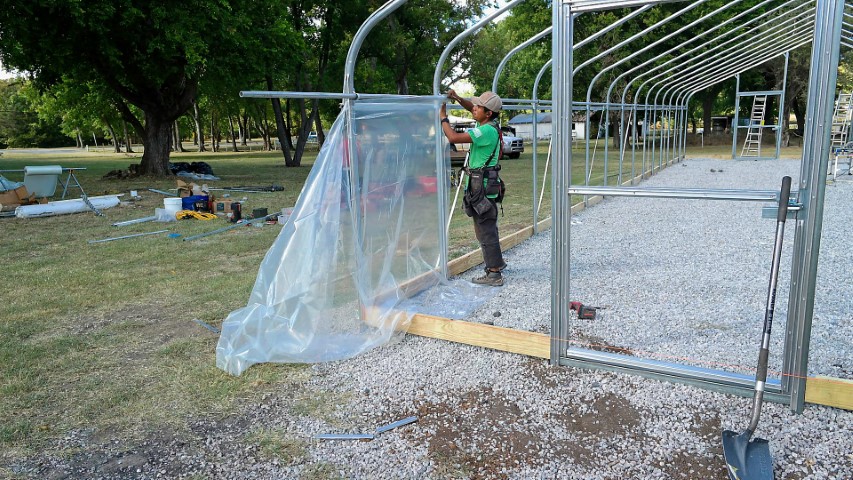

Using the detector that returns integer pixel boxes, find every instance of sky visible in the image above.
[0,61,19,79]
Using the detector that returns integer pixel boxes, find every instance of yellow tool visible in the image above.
[176,210,217,221]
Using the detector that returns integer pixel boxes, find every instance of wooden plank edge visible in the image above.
[407,313,550,359]
[805,375,853,411]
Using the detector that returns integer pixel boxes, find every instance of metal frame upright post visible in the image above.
[550,0,572,366]
[784,0,844,413]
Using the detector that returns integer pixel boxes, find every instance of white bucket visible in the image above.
[163,197,183,215]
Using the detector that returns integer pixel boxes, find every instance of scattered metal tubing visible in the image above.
[375,416,417,434]
[88,230,170,244]
[182,215,277,242]
[193,319,221,334]
[148,188,177,196]
[315,433,375,441]
[112,215,157,227]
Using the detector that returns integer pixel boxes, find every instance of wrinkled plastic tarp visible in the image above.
[216,98,496,375]
[0,175,23,192]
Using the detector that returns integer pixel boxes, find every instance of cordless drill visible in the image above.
[569,301,598,320]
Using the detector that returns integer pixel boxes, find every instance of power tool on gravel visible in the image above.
[569,301,600,320]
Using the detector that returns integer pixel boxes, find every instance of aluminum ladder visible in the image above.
[830,92,852,149]
[828,92,853,181]
[740,95,767,157]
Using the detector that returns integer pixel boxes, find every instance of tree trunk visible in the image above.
[123,120,134,153]
[173,120,186,152]
[253,107,271,151]
[192,100,206,152]
[793,96,805,137]
[103,118,121,153]
[210,113,218,152]
[240,113,249,145]
[228,115,239,152]
[267,76,294,165]
[314,113,325,146]
[702,92,713,136]
[285,100,296,151]
[76,131,83,148]
[138,111,174,176]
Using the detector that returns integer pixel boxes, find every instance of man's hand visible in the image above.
[440,103,447,118]
[447,89,459,103]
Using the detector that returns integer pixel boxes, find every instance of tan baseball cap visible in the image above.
[471,91,502,113]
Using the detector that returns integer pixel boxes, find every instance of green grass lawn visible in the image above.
[0,139,802,463]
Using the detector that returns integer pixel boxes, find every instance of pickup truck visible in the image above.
[448,123,525,163]
[500,126,524,159]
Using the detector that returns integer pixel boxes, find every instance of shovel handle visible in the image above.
[747,176,792,433]
[777,176,792,223]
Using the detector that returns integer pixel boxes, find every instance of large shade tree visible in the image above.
[0,0,276,176]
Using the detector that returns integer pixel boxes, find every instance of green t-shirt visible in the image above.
[465,122,500,196]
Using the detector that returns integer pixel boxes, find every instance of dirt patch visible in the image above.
[413,386,544,479]
[554,392,643,438]
[523,358,562,389]
[409,386,653,479]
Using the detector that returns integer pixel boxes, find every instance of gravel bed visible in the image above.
[9,158,852,479]
[470,157,853,380]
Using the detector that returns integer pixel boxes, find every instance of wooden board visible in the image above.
[805,376,853,411]
[408,313,550,359]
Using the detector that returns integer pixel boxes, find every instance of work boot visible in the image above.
[484,261,507,273]
[473,270,504,287]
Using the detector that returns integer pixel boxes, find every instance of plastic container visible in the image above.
[163,197,183,215]
[182,195,209,211]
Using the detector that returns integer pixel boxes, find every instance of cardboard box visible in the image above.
[0,186,32,206]
[211,200,241,214]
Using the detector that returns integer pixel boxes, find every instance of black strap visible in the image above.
[485,123,501,168]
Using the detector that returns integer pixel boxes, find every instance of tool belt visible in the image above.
[463,165,504,219]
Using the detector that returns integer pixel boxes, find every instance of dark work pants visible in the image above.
[472,200,504,270]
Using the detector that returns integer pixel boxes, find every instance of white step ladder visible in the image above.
[740,95,767,157]
[828,92,853,181]
[830,92,852,149]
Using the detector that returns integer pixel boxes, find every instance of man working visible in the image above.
[439,90,507,286]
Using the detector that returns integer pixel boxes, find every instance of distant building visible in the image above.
[507,112,587,140]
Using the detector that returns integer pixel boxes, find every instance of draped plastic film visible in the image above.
[216,99,496,375]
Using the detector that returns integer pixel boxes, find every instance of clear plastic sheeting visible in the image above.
[217,98,495,375]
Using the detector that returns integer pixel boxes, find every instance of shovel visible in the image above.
[722,175,792,480]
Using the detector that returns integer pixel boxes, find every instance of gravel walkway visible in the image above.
[11,158,853,479]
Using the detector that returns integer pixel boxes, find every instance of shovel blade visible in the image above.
[722,430,773,480]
